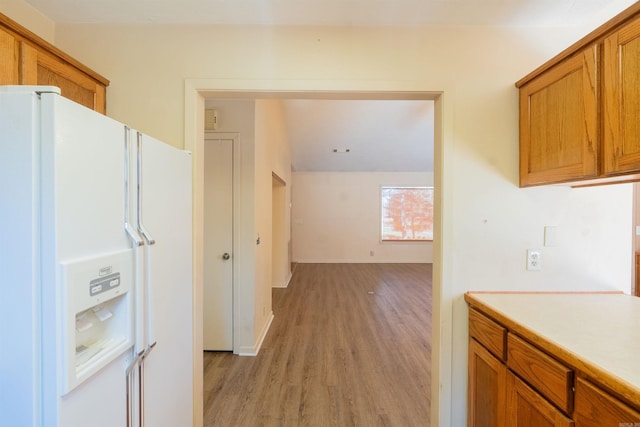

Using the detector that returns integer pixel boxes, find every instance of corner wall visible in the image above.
[254,99,292,340]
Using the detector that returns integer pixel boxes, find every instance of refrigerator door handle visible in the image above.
[124,126,144,247]
[143,341,157,356]
[136,132,155,246]
[138,363,144,427]
[137,131,156,353]
[125,349,145,427]
[137,341,157,427]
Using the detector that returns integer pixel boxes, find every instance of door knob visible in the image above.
[222,252,230,260]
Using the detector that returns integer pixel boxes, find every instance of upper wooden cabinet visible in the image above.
[603,15,640,175]
[0,13,108,113]
[516,3,640,187]
[518,45,598,186]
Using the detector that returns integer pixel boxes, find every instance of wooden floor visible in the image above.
[203,263,432,426]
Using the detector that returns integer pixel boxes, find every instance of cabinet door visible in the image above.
[0,27,18,83]
[1,14,108,113]
[603,15,640,175]
[506,371,574,427]
[574,378,640,427]
[468,338,507,427]
[519,45,598,186]
[24,48,106,114]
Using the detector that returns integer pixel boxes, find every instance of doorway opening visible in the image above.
[185,84,447,427]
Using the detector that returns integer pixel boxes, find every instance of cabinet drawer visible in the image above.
[574,378,640,427]
[469,308,506,361]
[507,334,573,414]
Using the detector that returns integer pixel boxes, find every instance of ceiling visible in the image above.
[21,0,618,173]
[283,100,433,172]
[23,0,616,27]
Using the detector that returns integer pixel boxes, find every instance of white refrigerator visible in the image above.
[0,86,194,427]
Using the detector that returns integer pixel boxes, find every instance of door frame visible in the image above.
[203,131,240,350]
[185,81,451,427]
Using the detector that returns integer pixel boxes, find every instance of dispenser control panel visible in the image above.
[60,248,134,394]
[89,272,121,296]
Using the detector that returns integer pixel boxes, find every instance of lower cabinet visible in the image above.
[507,371,573,427]
[468,338,506,427]
[467,306,640,426]
[468,337,572,427]
[574,378,640,427]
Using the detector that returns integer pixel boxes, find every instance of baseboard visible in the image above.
[272,271,292,288]
[236,312,274,356]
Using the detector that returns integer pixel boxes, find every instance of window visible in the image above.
[381,187,433,241]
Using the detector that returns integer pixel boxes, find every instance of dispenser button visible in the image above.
[88,272,120,297]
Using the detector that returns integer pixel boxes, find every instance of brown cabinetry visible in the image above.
[466,297,640,426]
[0,13,108,113]
[468,309,569,426]
[507,333,573,414]
[516,3,640,186]
[507,371,574,427]
[468,338,506,427]
[574,378,640,427]
[603,15,640,176]
[518,45,598,187]
[469,307,506,360]
[468,307,508,427]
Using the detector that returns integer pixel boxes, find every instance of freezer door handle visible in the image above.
[125,349,145,427]
[141,341,157,360]
[136,132,156,246]
[137,342,157,427]
[124,126,144,247]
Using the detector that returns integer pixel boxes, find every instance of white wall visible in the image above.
[254,99,292,339]
[3,0,638,424]
[292,171,433,263]
[1,0,54,42]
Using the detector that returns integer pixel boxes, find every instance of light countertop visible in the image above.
[465,292,640,408]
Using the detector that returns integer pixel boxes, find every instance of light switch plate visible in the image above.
[544,226,557,247]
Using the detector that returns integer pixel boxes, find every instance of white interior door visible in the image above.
[203,137,234,351]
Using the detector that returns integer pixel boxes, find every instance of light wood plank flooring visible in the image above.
[203,263,432,426]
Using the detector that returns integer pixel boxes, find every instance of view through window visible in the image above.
[381,187,433,241]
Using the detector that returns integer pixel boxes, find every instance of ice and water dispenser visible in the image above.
[60,249,134,393]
